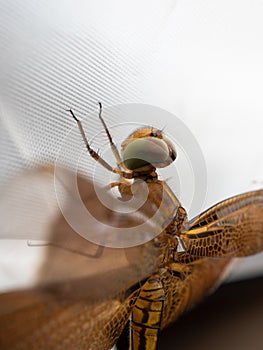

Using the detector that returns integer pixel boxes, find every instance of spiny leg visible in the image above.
[68,108,133,179]
[98,102,130,171]
[27,240,104,258]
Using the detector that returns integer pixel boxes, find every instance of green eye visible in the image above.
[122,137,175,170]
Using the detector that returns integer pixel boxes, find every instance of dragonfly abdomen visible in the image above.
[130,276,165,350]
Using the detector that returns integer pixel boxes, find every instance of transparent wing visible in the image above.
[0,286,140,350]
[0,166,161,295]
[180,190,263,257]
[0,166,164,349]
[161,257,232,329]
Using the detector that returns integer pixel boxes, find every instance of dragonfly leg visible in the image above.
[166,206,188,236]
[27,241,104,258]
[68,108,134,179]
[98,102,130,171]
[108,178,131,189]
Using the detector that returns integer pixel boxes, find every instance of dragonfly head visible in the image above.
[121,127,177,171]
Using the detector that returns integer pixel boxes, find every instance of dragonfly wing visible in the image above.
[0,166,161,297]
[180,190,263,257]
[0,286,139,350]
[0,167,163,349]
[161,257,232,329]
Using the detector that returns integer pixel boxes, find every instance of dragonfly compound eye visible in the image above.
[122,137,176,170]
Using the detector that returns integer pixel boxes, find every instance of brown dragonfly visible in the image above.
[0,104,263,350]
